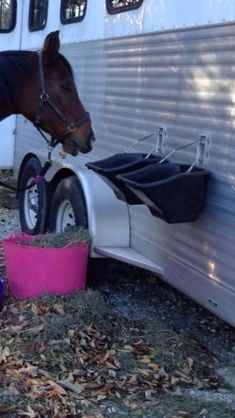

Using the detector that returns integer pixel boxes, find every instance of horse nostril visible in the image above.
[89,132,96,142]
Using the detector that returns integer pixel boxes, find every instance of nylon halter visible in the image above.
[34,50,90,147]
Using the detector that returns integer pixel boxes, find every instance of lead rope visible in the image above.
[0,139,56,192]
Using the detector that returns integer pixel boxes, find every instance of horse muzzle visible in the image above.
[63,131,96,156]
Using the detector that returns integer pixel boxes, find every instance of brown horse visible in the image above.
[0,31,95,156]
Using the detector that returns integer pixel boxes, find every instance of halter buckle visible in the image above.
[67,123,77,134]
[40,92,49,102]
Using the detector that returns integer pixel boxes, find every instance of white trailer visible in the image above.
[1,0,235,326]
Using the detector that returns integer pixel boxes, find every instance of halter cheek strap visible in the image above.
[34,51,90,144]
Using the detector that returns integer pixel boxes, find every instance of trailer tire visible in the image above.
[48,175,88,232]
[19,157,49,235]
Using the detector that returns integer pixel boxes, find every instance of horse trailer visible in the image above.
[1,0,235,326]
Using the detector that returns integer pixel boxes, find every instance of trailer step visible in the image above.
[94,246,163,276]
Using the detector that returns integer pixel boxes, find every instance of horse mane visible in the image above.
[0,50,74,107]
[0,51,35,107]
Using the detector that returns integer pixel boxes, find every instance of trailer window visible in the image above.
[0,0,16,32]
[29,0,48,31]
[61,0,87,24]
[106,0,144,14]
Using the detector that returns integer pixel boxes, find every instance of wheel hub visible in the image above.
[56,199,76,232]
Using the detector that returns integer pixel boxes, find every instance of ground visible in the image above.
[0,183,235,417]
[1,253,235,417]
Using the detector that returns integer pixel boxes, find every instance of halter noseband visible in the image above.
[34,51,90,146]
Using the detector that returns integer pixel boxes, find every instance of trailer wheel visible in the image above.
[19,157,49,235]
[49,175,88,232]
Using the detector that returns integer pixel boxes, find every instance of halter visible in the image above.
[0,52,91,193]
[34,50,90,148]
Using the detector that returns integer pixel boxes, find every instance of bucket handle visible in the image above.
[124,126,167,158]
[158,140,198,164]
[124,132,156,154]
[159,135,210,172]
[159,140,202,173]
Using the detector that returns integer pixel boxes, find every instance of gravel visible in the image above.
[0,207,20,238]
[88,260,235,366]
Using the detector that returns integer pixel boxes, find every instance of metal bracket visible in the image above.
[124,127,167,157]
[196,134,210,168]
[155,126,167,155]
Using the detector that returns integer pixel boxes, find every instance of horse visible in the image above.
[0,31,95,157]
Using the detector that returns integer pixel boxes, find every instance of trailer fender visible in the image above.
[74,167,130,255]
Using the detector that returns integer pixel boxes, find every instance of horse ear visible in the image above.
[42,31,60,63]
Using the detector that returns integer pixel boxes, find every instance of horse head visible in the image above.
[22,31,95,156]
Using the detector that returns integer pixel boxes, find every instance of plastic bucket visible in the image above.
[3,232,89,298]
[86,153,165,204]
[117,163,210,223]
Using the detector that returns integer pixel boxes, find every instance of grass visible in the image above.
[19,226,90,247]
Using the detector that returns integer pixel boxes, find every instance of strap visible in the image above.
[35,50,90,143]
[38,51,47,95]
[0,151,53,192]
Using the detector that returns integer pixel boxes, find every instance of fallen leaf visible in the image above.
[48,380,67,396]
[31,303,38,315]
[24,342,36,354]
[124,400,139,410]
[132,341,150,356]
[97,395,107,401]
[18,405,37,417]
[58,380,85,395]
[145,389,153,400]
[139,356,151,364]
[54,304,65,315]
[0,405,16,414]
[148,362,160,371]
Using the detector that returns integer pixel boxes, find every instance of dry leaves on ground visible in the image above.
[0,242,219,417]
[0,284,220,418]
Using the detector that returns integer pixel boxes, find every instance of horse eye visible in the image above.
[60,84,73,92]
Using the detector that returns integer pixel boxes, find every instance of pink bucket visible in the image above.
[2,232,89,298]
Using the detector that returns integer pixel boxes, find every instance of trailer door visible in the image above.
[0,0,23,168]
